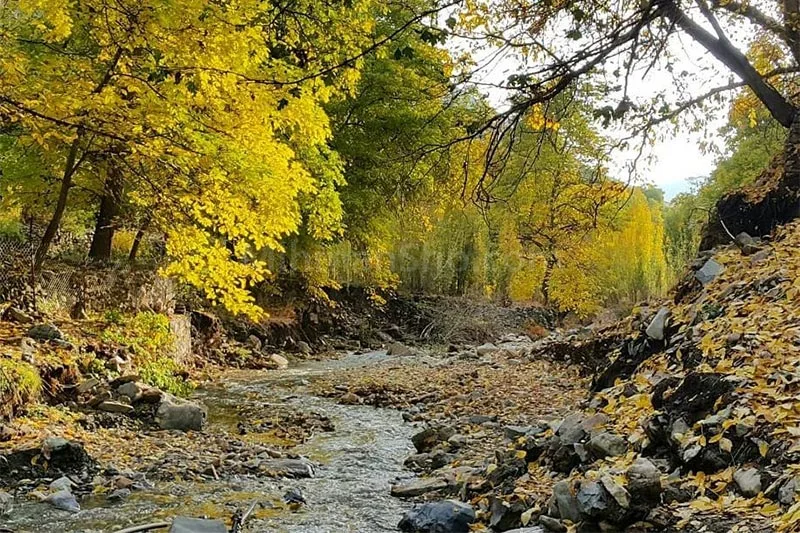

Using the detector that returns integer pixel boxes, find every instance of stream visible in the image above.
[4,351,420,532]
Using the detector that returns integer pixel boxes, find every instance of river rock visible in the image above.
[0,490,12,516]
[117,381,145,402]
[398,500,476,533]
[645,307,670,341]
[44,490,80,513]
[169,517,227,533]
[733,467,762,497]
[49,476,76,492]
[476,343,498,356]
[258,458,315,478]
[391,477,448,497]
[405,450,455,471]
[156,396,207,431]
[587,432,627,459]
[268,353,289,369]
[27,323,64,341]
[296,341,312,355]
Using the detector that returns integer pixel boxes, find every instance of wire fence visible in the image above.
[0,230,178,316]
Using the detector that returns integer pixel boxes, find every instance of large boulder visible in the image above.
[156,396,207,431]
[398,500,476,533]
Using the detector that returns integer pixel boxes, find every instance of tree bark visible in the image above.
[34,135,82,271]
[541,254,557,306]
[88,163,123,261]
[128,217,150,263]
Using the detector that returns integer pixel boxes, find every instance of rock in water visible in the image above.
[258,458,315,478]
[391,477,448,497]
[44,490,80,513]
[398,500,476,533]
[156,396,207,431]
[268,353,289,369]
[169,517,227,533]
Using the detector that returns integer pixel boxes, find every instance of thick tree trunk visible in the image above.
[88,164,123,261]
[34,136,82,271]
[541,254,557,305]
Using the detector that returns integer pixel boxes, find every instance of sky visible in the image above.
[446,7,748,202]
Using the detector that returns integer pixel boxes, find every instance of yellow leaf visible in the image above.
[719,438,733,453]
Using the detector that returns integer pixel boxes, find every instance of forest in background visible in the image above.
[0,0,788,320]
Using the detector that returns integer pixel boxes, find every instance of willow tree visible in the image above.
[0,0,389,316]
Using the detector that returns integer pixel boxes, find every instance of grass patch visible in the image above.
[0,358,42,418]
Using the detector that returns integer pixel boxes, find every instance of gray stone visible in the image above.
[44,490,80,513]
[552,480,581,523]
[600,475,630,509]
[587,432,627,459]
[107,488,131,501]
[696,258,724,285]
[49,476,76,492]
[117,381,145,402]
[779,477,800,505]
[577,480,610,518]
[626,458,661,501]
[735,232,756,247]
[538,515,565,532]
[42,436,70,454]
[733,467,762,497]
[169,517,228,533]
[27,323,64,341]
[645,307,670,341]
[296,341,312,355]
[20,337,36,363]
[388,342,414,357]
[391,477,448,497]
[412,426,456,453]
[156,396,207,431]
[246,334,262,351]
[669,418,690,446]
[504,425,545,440]
[556,413,586,445]
[398,500,476,532]
[98,401,134,414]
[0,490,13,516]
[258,458,315,478]
[476,343,498,356]
[76,379,101,394]
[268,353,289,369]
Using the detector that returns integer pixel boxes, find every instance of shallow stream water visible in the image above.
[4,352,420,532]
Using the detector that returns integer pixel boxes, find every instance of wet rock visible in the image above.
[733,467,762,497]
[388,342,415,356]
[626,458,661,502]
[258,458,315,478]
[43,490,80,513]
[0,490,13,516]
[412,426,456,453]
[645,307,670,341]
[398,500,476,533]
[779,477,800,505]
[98,400,134,414]
[552,480,581,523]
[169,517,228,533]
[391,477,448,497]
[27,323,64,341]
[695,258,724,285]
[5,307,33,324]
[476,343,498,356]
[587,432,627,459]
[156,396,207,431]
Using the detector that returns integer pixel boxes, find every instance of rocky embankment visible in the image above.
[316,222,800,533]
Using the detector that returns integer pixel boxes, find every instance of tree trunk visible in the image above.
[88,163,123,261]
[128,217,150,263]
[541,254,557,306]
[34,135,82,271]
